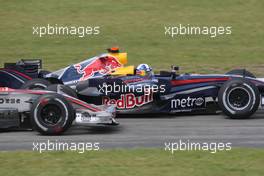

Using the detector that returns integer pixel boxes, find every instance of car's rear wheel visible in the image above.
[30,93,75,135]
[21,78,51,90]
[218,79,260,119]
[47,84,77,98]
[38,70,51,78]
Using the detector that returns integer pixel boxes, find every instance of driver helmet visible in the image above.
[136,64,153,76]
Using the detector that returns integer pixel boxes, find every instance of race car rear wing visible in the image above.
[4,59,42,78]
[4,59,42,69]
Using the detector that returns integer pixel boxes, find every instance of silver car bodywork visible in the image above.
[0,87,117,129]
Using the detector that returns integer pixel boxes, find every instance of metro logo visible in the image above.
[171,97,204,109]
[103,93,153,109]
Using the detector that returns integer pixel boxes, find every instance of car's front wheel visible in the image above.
[218,79,260,119]
[226,69,256,78]
[30,93,75,135]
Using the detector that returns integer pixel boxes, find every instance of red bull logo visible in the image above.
[74,56,122,81]
[102,93,153,109]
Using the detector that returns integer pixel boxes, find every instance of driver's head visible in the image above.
[136,64,153,76]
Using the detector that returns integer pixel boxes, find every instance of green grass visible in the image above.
[0,148,264,176]
[0,2,264,175]
[0,0,263,75]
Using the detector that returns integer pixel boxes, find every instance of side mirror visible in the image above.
[171,65,179,71]
[171,65,179,79]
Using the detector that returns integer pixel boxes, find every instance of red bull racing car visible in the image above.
[1,48,264,119]
[0,48,127,89]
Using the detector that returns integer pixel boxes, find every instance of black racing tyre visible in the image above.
[30,93,75,135]
[47,84,77,98]
[38,70,51,78]
[218,79,260,119]
[226,69,256,78]
[21,78,51,90]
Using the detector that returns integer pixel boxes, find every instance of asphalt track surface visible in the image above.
[0,111,264,151]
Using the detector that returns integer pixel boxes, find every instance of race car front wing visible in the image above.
[74,105,118,126]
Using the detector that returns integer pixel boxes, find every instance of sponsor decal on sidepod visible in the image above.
[74,56,122,81]
[103,93,153,109]
[171,97,205,109]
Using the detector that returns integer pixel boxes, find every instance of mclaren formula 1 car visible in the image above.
[0,87,117,135]
[1,48,264,119]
